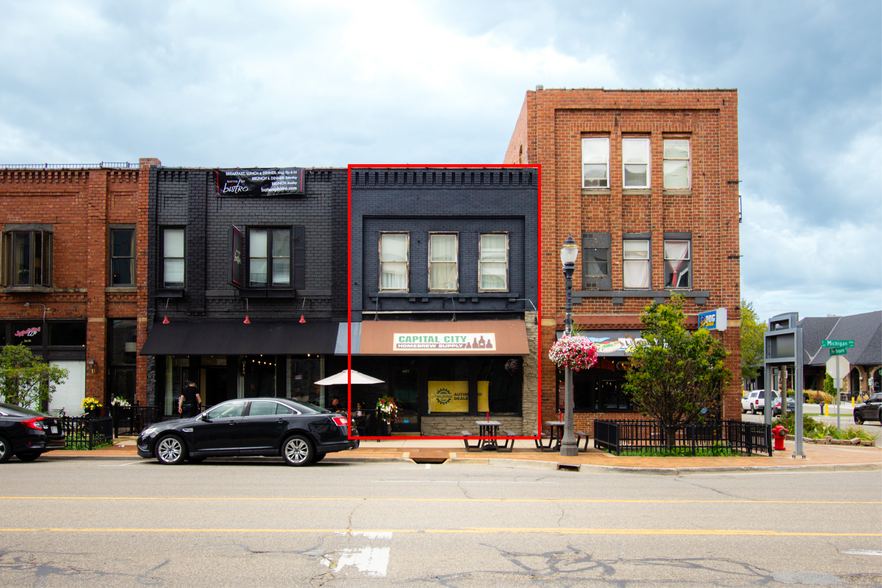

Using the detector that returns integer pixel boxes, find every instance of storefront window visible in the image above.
[568,358,633,411]
[49,322,87,347]
[427,357,469,413]
[241,355,277,398]
[476,357,521,414]
[11,322,43,347]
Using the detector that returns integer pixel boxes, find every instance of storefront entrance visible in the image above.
[391,363,420,433]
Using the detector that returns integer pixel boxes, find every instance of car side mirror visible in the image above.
[200,414,211,422]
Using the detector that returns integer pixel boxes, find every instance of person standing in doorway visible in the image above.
[179,380,202,418]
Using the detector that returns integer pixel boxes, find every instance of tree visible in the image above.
[0,344,68,410]
[624,295,732,449]
[740,299,767,381]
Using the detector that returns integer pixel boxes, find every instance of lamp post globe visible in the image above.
[560,235,579,456]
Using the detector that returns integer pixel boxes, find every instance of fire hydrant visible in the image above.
[772,425,788,451]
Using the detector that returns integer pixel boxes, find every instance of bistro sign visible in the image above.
[394,333,496,352]
[216,168,305,197]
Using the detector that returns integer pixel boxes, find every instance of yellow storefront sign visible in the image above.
[427,381,490,413]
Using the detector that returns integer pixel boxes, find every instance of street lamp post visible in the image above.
[560,235,579,457]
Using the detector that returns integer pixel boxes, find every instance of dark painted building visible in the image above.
[140,166,349,416]
[347,166,540,436]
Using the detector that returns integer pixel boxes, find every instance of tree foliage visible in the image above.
[740,299,767,381]
[0,344,68,410]
[624,295,731,449]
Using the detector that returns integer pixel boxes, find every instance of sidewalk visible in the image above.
[57,437,882,473]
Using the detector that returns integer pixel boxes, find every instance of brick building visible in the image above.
[0,159,156,413]
[139,166,350,415]
[504,88,742,434]
[348,166,540,436]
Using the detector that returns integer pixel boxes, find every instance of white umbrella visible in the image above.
[314,369,384,386]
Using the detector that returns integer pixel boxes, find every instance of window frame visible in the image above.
[622,237,651,290]
[622,137,650,189]
[1,225,53,289]
[109,226,136,287]
[478,233,509,293]
[663,138,691,189]
[663,236,692,290]
[428,232,458,292]
[247,227,292,289]
[161,227,185,289]
[379,232,410,293]
[581,137,610,188]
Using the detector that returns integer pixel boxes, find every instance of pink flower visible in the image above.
[548,336,598,372]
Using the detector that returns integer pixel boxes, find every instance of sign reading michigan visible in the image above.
[393,333,496,352]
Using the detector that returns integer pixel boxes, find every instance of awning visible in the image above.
[140,320,338,356]
[359,320,529,356]
[555,330,646,357]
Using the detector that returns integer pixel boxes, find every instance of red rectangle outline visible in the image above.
[347,163,542,441]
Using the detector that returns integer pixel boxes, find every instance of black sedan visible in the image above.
[137,397,358,466]
[0,402,66,463]
[854,393,882,425]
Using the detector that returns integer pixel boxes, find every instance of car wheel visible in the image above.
[751,405,757,415]
[155,435,186,465]
[0,437,11,464]
[17,452,40,462]
[282,435,314,466]
[854,412,864,425]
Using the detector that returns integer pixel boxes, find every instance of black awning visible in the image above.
[140,320,338,356]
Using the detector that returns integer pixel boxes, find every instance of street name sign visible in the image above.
[822,339,854,348]
[826,355,850,388]
[829,348,847,356]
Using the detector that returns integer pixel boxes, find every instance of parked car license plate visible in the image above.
[50,426,58,434]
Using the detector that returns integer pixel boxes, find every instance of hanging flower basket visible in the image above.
[376,395,398,425]
[504,358,519,374]
[549,335,598,372]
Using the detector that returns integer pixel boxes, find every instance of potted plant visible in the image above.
[82,396,103,417]
[548,334,598,372]
[376,395,398,435]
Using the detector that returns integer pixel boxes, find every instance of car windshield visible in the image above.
[0,402,46,417]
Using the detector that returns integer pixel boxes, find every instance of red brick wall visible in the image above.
[0,159,157,408]
[512,88,742,426]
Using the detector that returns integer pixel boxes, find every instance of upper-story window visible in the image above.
[664,139,691,189]
[110,227,135,286]
[479,233,509,292]
[582,137,610,188]
[1,227,53,289]
[622,138,650,188]
[379,233,409,292]
[162,228,185,289]
[428,233,458,292]
[664,239,691,289]
[249,228,290,288]
[582,232,611,291]
[623,239,650,289]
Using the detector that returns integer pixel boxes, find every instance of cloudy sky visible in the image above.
[1,0,879,322]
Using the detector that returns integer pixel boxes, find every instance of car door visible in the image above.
[189,400,246,455]
[238,400,294,454]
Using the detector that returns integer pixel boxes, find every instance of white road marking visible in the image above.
[425,464,431,469]
[97,462,142,467]
[842,550,882,556]
[373,480,556,484]
[323,531,392,577]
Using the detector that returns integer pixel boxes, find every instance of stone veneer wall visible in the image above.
[421,416,524,437]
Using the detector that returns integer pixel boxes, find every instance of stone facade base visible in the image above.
[421,416,525,436]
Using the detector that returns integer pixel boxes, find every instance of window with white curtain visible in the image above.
[162,228,184,288]
[479,234,508,291]
[664,139,691,189]
[623,138,650,188]
[379,233,409,291]
[248,228,290,287]
[664,240,691,289]
[582,137,609,188]
[623,240,650,289]
[428,234,457,291]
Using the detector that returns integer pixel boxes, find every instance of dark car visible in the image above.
[854,393,882,425]
[137,397,359,466]
[771,395,796,416]
[0,402,66,463]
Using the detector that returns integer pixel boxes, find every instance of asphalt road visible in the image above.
[1,457,880,587]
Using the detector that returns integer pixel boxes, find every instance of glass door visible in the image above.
[392,364,420,434]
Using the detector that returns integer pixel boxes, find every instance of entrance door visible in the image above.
[203,367,228,408]
[392,366,420,433]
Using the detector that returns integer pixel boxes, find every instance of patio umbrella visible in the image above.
[314,369,384,386]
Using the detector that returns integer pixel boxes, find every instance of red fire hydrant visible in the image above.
[772,425,788,451]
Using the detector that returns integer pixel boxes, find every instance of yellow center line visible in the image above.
[0,527,878,537]
[0,496,879,505]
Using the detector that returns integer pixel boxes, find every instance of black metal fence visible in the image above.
[594,419,772,456]
[111,406,164,437]
[59,416,113,450]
